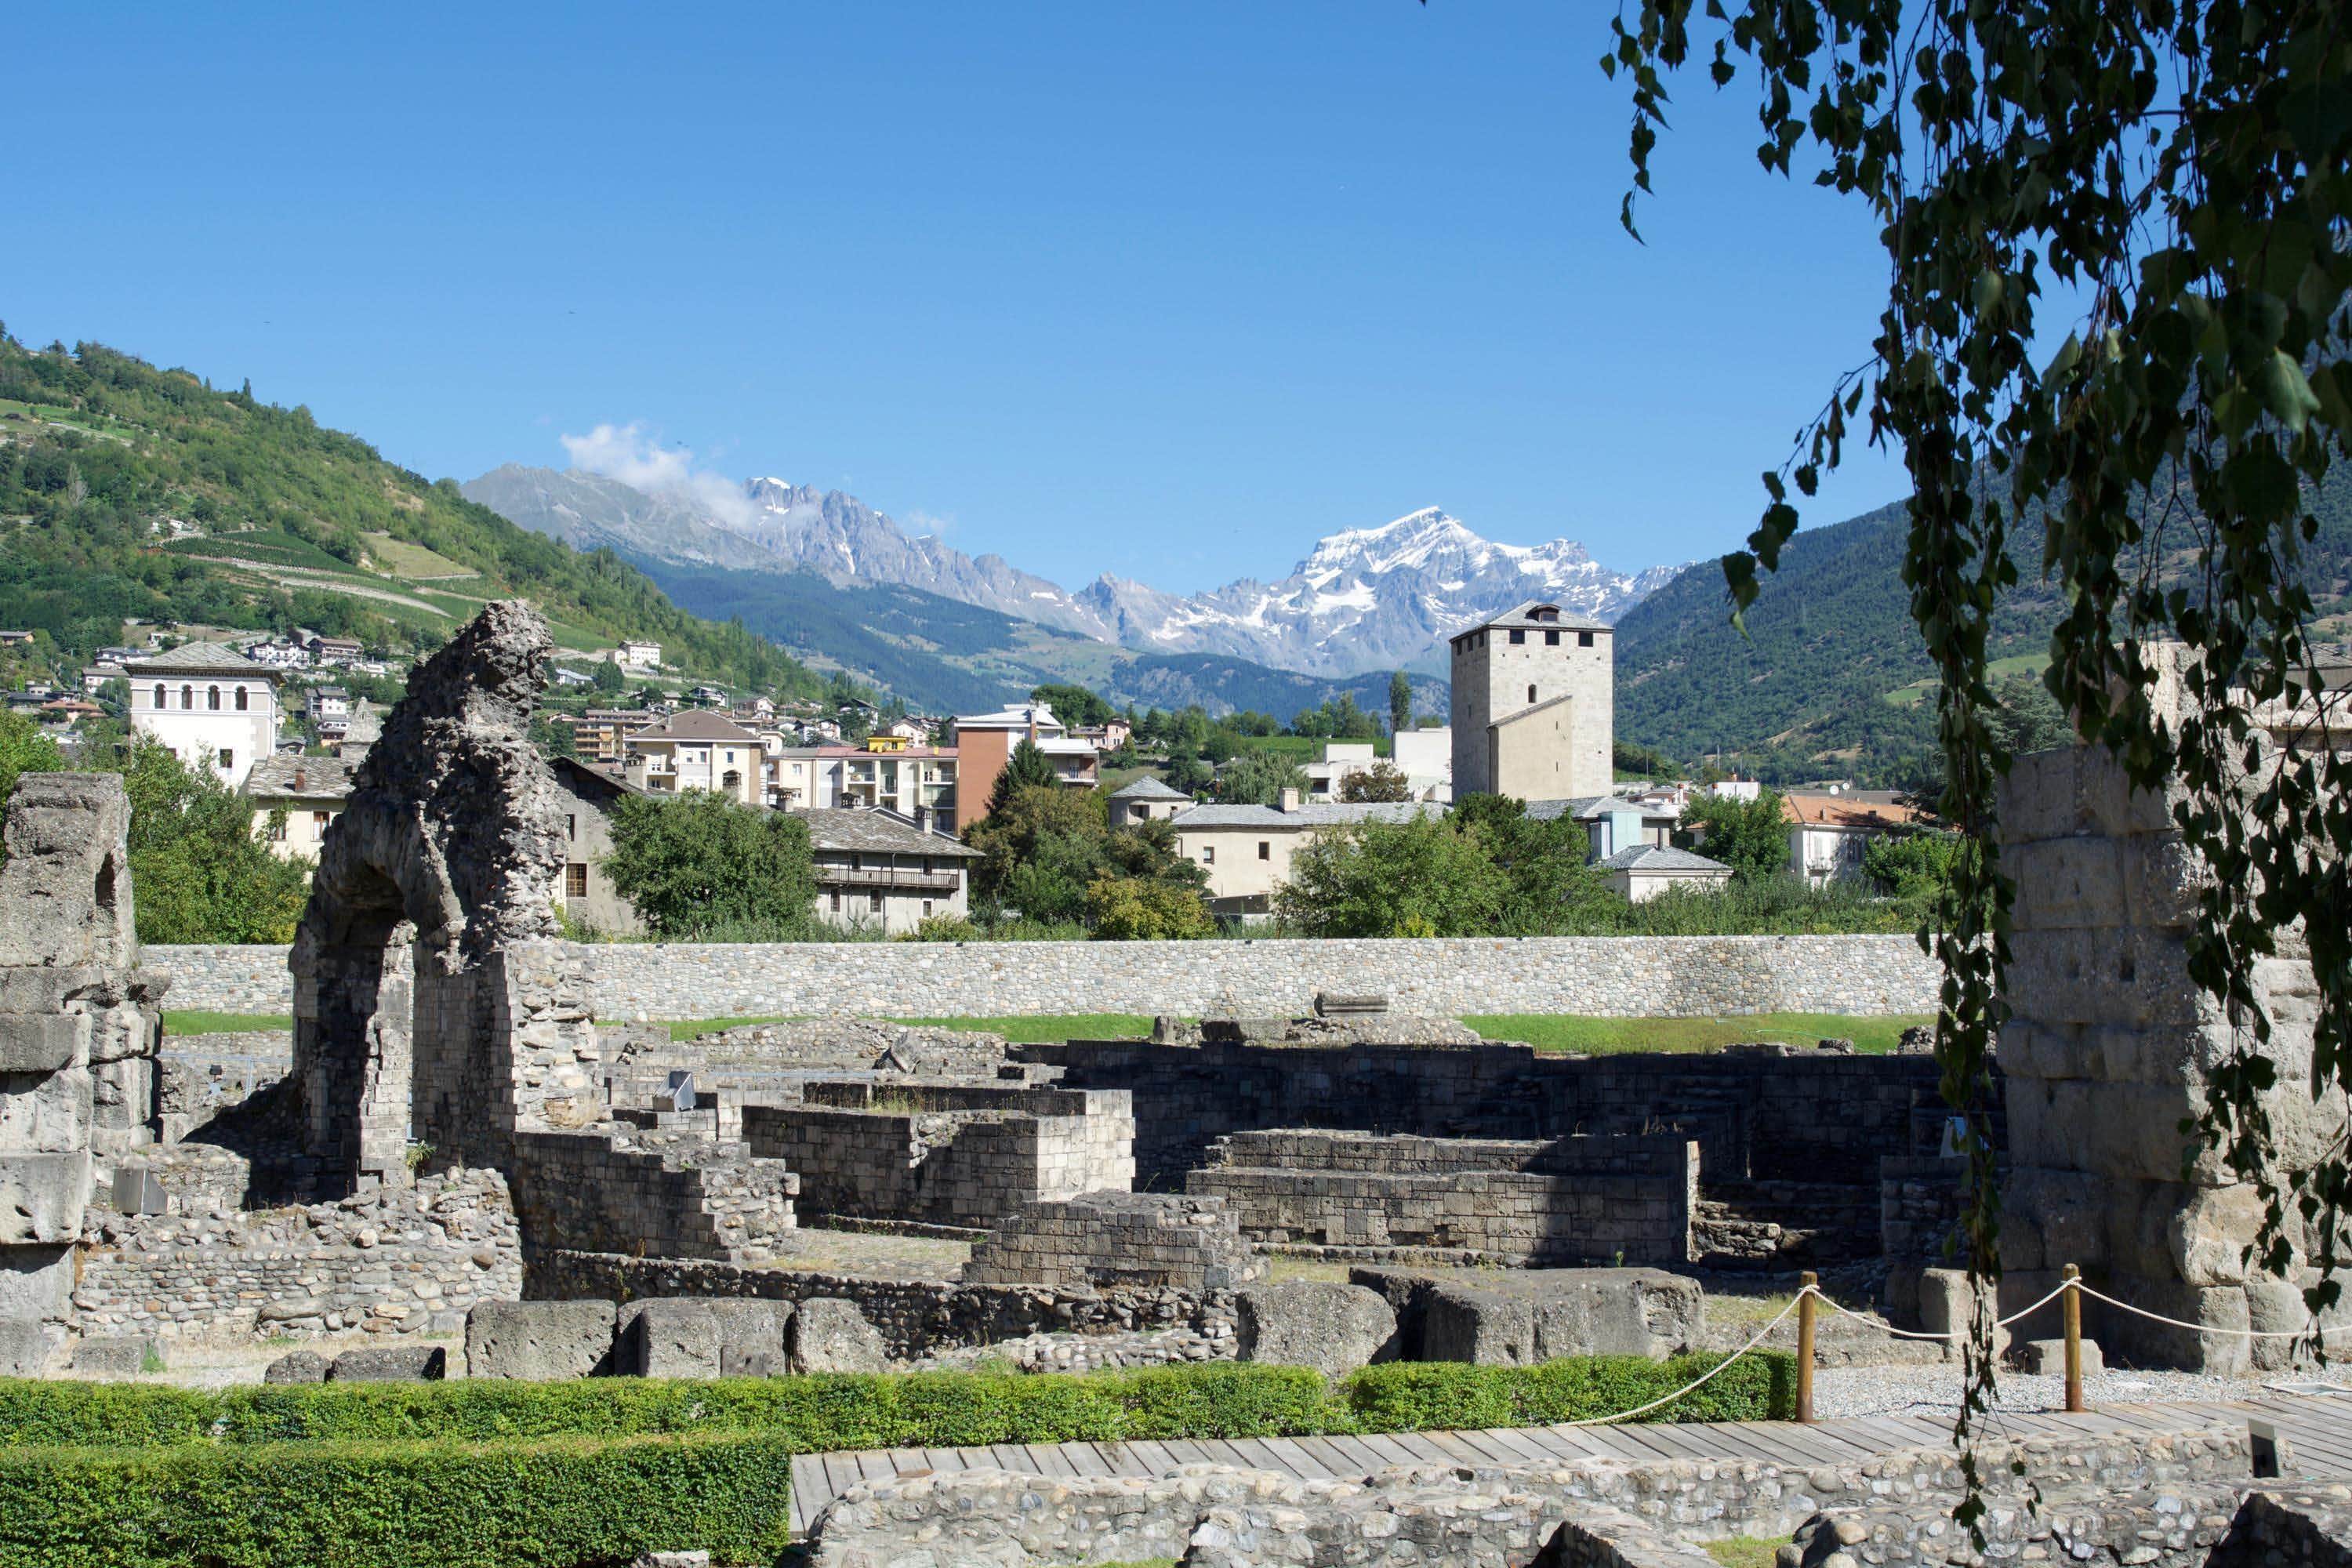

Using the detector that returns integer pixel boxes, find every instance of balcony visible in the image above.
[814,865,962,895]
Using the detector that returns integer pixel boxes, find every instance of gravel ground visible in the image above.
[1811,1360,2270,1420]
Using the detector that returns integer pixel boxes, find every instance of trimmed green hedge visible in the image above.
[0,1429,794,1568]
[0,1354,1793,1452]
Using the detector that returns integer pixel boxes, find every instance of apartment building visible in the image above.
[622,710,762,804]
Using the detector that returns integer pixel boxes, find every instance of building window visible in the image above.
[868,891,884,913]
[267,819,286,843]
[216,748,234,771]
[565,813,576,841]
[565,863,588,898]
[312,811,329,829]
[1579,631,1595,648]
[153,684,166,709]
[1528,684,1538,703]
[1508,629,1525,644]
[921,899,934,917]
[1258,840,1270,860]
[1202,845,1215,864]
[182,684,194,709]
[1545,630,1560,647]
[234,686,249,711]
[205,686,220,710]
[830,891,843,913]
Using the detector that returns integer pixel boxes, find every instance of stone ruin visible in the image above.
[0,774,166,1374]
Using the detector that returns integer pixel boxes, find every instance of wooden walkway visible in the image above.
[785,1391,2352,1537]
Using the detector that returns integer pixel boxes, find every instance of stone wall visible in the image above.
[524,1247,1236,1361]
[1998,739,2339,1370]
[509,1129,798,1262]
[742,1083,1134,1231]
[146,933,1941,1019]
[1186,1129,1696,1267]
[157,1032,290,1144]
[1025,1040,1954,1187]
[962,1192,1265,1294]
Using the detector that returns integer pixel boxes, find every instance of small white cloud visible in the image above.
[560,421,753,528]
[906,508,956,537]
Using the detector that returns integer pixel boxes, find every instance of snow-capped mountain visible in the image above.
[464,466,1683,676]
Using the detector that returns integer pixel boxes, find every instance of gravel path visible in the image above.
[1812,1361,2270,1420]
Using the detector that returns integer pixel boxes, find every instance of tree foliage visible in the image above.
[1215,752,1308,807]
[604,791,816,939]
[1030,683,1114,729]
[1610,0,2352,1484]
[114,739,311,944]
[1277,815,1510,938]
[1676,789,1789,883]
[965,785,1207,934]
[1338,760,1414,803]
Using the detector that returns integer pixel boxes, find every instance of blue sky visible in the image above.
[4,3,1909,594]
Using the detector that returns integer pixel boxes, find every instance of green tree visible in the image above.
[967,784,1203,929]
[604,789,816,939]
[1864,831,1968,906]
[1277,815,1508,937]
[114,739,310,943]
[1339,760,1413,803]
[1215,751,1308,807]
[1388,670,1412,737]
[1086,875,1214,939]
[590,658,626,696]
[1029,682,1112,728]
[985,737,1059,818]
[0,712,64,836]
[1675,789,1788,883]
[529,714,578,762]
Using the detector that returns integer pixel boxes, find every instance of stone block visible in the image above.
[0,1245,75,1319]
[2002,1167,2106,1272]
[465,1298,618,1381]
[71,1337,158,1377]
[1235,1282,1398,1377]
[2245,1272,2352,1374]
[0,1013,84,1074]
[1420,1269,1701,1365]
[2016,1337,2101,1376]
[619,1299,724,1377]
[0,1152,89,1244]
[2007,837,2126,931]
[0,967,102,1015]
[264,1348,330,1384]
[2120,833,2206,928]
[2169,1184,2265,1288]
[789,1298,887,1374]
[2078,745,2182,839]
[0,1317,54,1377]
[1421,1283,1537,1365]
[710,1298,793,1377]
[328,1344,448,1382]
[2100,1272,2250,1375]
[1918,1268,2009,1363]
[1998,748,2084,842]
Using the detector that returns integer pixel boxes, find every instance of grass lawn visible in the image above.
[1462,1012,1928,1054]
[362,532,477,579]
[890,1014,1161,1044]
[1705,1538,1788,1568]
[163,1011,292,1036]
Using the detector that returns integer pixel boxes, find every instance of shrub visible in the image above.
[0,1429,793,1568]
[1342,1352,1796,1432]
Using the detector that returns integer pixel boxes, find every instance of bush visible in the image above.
[0,1429,793,1568]
[1342,1352,1795,1432]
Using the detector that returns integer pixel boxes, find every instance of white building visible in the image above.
[245,752,354,862]
[622,710,764,804]
[124,642,281,789]
[615,640,662,670]
[1172,793,1447,921]
[1597,844,1733,902]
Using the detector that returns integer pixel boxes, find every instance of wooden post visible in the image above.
[2063,1263,2085,1413]
[1796,1271,1817,1424]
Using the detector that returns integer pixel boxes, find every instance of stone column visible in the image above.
[0,775,161,1374]
[1998,741,2337,1371]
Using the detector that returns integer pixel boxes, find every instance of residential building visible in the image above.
[795,807,981,934]
[622,710,763,804]
[1448,600,1613,802]
[689,683,730,706]
[307,685,352,742]
[1303,742,1379,803]
[548,757,644,935]
[245,752,356,862]
[123,642,282,788]
[615,640,662,670]
[1171,793,1447,920]
[1526,794,1682,859]
[572,709,660,766]
[80,661,127,695]
[1107,775,1192,826]
[307,635,364,666]
[948,700,1097,831]
[1392,725,1454,801]
[1782,793,1928,887]
[1598,844,1733,902]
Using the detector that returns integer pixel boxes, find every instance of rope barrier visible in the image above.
[1808,1278,2075,1340]
[1557,1292,1808,1427]
[2074,1282,2352,1340]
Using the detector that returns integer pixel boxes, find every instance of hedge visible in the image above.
[0,1429,795,1568]
[0,1354,1793,1452]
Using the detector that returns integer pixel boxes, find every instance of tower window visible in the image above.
[208,685,221,710]
[153,684,167,709]
[1545,630,1559,647]
[182,684,194,709]
[1528,685,1538,703]
[234,686,249,711]
[1508,629,1525,644]
[1579,631,1595,648]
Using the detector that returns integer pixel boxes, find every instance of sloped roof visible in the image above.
[628,709,761,744]
[1452,599,1611,638]
[789,808,980,858]
[1596,844,1730,874]
[123,642,278,678]
[1780,793,1926,830]
[1171,800,1446,829]
[953,702,1066,732]
[1109,776,1191,800]
[1488,691,1581,731]
[1525,794,1680,822]
[244,752,356,803]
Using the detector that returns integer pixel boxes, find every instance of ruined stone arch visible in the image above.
[289,602,600,1191]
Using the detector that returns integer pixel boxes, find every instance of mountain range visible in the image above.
[463,464,1679,677]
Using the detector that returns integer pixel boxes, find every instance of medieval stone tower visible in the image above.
[1447,600,1614,802]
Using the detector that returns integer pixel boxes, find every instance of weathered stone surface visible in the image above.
[712,1298,793,1377]
[0,774,137,971]
[2017,1336,2101,1376]
[70,1336,157,1377]
[0,1245,74,1319]
[328,1344,448,1381]
[0,1317,53,1377]
[0,1014,83,1075]
[1918,1267,2010,1363]
[1235,1281,1397,1376]
[619,1298,724,1377]
[0,1152,90,1245]
[465,1298,617,1381]
[263,1348,329,1384]
[790,1298,887,1374]
[961,1191,1265,1293]
[1421,1269,1703,1364]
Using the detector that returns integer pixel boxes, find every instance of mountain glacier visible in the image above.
[463,465,1684,677]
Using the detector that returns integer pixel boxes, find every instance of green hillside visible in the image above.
[1614,472,2352,788]
[0,338,822,697]
[640,560,1446,718]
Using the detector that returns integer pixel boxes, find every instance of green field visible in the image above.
[163,1011,293,1036]
[361,532,477,579]
[1882,652,2049,709]
[157,529,357,572]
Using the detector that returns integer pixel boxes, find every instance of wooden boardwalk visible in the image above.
[786,1391,2352,1537]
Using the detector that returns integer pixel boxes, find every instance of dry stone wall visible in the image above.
[147,933,1940,1019]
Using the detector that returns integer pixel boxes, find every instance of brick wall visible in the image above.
[147,933,1940,1019]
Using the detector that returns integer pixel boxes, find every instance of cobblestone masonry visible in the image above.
[524,1247,1236,1360]
[509,1128,798,1263]
[962,1192,1265,1294]
[158,1031,289,1145]
[1997,717,2341,1371]
[1186,1129,1697,1267]
[742,1082,1134,1229]
[804,1423,2258,1568]
[147,933,1941,1019]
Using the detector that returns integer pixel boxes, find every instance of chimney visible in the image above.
[1279,786,1302,813]
[292,766,307,792]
